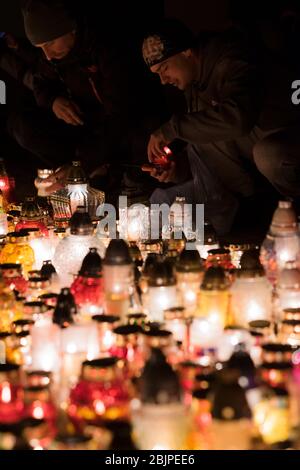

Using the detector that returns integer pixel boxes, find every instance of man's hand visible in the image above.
[142,161,177,183]
[147,129,170,162]
[52,97,84,126]
[43,165,70,195]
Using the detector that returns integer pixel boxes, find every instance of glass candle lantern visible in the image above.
[0,232,35,275]
[53,288,77,328]
[26,277,51,301]
[277,261,300,313]
[30,319,61,373]
[164,307,187,345]
[92,314,119,354]
[119,204,150,242]
[23,385,57,430]
[282,307,300,322]
[205,249,235,271]
[0,263,28,294]
[60,323,100,402]
[67,162,88,215]
[111,324,144,374]
[24,228,55,271]
[15,197,48,236]
[70,248,104,319]
[0,363,24,424]
[138,239,163,261]
[253,388,291,446]
[259,343,294,389]
[132,402,189,450]
[53,207,105,287]
[8,330,32,367]
[139,253,162,295]
[230,250,272,327]
[23,301,50,323]
[261,201,300,284]
[176,248,203,315]
[69,357,130,426]
[142,327,173,358]
[102,239,133,318]
[132,348,188,450]
[0,281,18,332]
[144,258,178,323]
[279,320,300,347]
[190,317,223,358]
[210,370,252,450]
[196,267,230,328]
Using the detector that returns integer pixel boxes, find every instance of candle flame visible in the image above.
[32,403,45,420]
[1,382,11,403]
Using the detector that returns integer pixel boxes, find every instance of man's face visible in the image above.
[150,50,196,90]
[36,31,76,61]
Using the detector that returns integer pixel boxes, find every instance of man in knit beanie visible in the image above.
[9,0,164,193]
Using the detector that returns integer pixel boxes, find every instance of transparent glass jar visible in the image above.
[68,357,130,426]
[0,232,35,275]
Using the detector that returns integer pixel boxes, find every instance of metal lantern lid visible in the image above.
[82,357,120,382]
[142,253,162,275]
[270,200,298,235]
[69,206,93,235]
[211,370,252,420]
[19,228,41,239]
[139,348,182,404]
[66,161,87,185]
[176,248,203,273]
[147,258,176,287]
[6,231,30,243]
[201,266,228,291]
[238,249,265,278]
[104,239,132,266]
[278,261,300,289]
[24,301,49,315]
[92,314,120,324]
[21,197,42,221]
[53,288,77,328]
[40,260,57,279]
[78,247,102,277]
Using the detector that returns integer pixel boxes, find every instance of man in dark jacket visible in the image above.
[10,0,162,179]
[142,19,300,234]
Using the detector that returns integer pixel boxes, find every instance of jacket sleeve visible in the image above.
[160,57,262,144]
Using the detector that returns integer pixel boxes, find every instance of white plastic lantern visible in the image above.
[145,259,178,323]
[277,261,300,312]
[103,239,133,318]
[230,250,272,327]
[261,201,300,283]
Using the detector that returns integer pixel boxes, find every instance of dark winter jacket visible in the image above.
[160,29,262,145]
[32,22,140,126]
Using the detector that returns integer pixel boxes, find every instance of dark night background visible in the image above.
[0,0,299,242]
